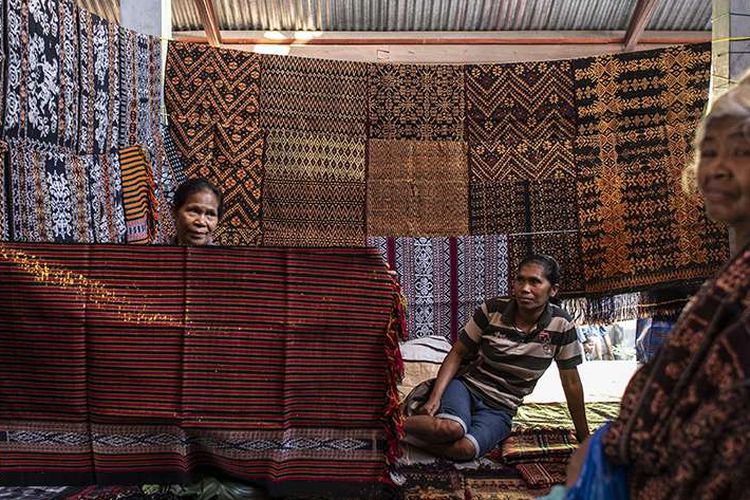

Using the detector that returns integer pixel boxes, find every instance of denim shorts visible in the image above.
[435,378,512,458]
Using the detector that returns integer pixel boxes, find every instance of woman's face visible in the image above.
[698,117,750,233]
[173,189,220,246]
[512,263,558,313]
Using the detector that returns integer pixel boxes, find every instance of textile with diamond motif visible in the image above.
[368,235,509,340]
[0,244,402,499]
[368,139,468,237]
[368,63,465,141]
[260,54,369,136]
[574,44,728,292]
[263,129,366,247]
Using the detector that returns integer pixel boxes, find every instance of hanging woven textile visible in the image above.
[573,43,728,293]
[118,145,158,244]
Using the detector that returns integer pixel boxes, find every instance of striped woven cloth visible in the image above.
[118,145,158,244]
[0,244,405,498]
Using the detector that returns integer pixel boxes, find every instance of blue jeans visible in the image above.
[435,378,512,458]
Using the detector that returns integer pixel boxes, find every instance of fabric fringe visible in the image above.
[383,276,408,479]
[562,293,641,325]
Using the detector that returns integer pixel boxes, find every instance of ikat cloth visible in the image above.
[165,41,263,245]
[260,54,369,136]
[3,0,79,150]
[263,129,366,247]
[465,59,584,292]
[603,243,750,498]
[368,235,509,341]
[573,43,728,293]
[7,139,125,243]
[368,139,469,237]
[368,63,465,141]
[0,244,403,499]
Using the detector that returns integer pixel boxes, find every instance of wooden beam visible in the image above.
[193,0,222,47]
[173,30,709,46]
[624,0,660,49]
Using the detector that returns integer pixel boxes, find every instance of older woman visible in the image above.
[563,76,750,499]
[172,178,223,246]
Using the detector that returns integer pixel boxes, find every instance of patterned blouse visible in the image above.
[602,244,750,499]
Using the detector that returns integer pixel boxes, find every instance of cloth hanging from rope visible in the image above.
[118,145,159,244]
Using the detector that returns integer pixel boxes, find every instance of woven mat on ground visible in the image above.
[368,235,509,340]
[513,402,620,432]
[573,43,729,293]
[498,429,577,465]
[262,129,366,247]
[398,460,550,500]
[0,244,404,499]
[260,54,369,136]
[368,64,465,141]
[165,41,263,245]
[367,139,468,237]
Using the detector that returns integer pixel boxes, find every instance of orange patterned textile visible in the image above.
[573,43,728,293]
[164,41,264,246]
[367,139,469,237]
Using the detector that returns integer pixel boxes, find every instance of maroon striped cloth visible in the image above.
[0,244,405,498]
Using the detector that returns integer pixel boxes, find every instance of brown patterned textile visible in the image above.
[262,129,366,247]
[260,54,369,136]
[574,43,728,293]
[368,64,465,141]
[367,139,468,237]
[465,60,583,291]
[164,41,263,245]
[602,244,750,499]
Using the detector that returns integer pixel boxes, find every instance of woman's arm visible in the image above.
[559,367,590,442]
[420,340,472,416]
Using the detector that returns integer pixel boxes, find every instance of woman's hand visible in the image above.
[418,395,441,416]
[565,435,591,487]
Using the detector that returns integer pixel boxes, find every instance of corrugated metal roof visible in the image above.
[76,0,712,33]
[76,0,120,22]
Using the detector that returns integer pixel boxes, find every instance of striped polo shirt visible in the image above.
[459,297,583,415]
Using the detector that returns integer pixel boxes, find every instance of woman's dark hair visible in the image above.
[172,178,224,218]
[518,254,561,286]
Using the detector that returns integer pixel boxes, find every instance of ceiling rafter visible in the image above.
[624,0,660,49]
[194,0,222,46]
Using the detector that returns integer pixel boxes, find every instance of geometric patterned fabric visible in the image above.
[367,139,469,237]
[0,243,402,499]
[118,145,158,244]
[465,59,583,291]
[368,63,465,141]
[164,41,263,246]
[1,0,168,243]
[260,54,369,136]
[368,235,509,341]
[263,130,367,246]
[573,43,728,292]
